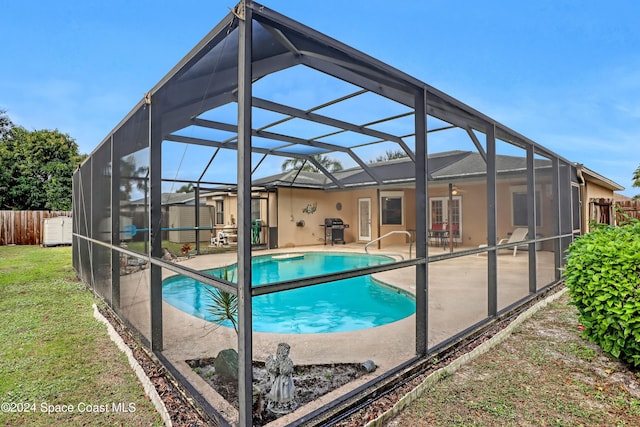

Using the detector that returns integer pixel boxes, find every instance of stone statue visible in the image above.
[265,343,296,413]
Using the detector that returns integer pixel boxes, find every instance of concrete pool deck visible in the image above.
[116,243,557,425]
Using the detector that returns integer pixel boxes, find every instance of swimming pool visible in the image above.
[162,252,415,333]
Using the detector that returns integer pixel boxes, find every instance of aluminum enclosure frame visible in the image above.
[72,1,579,425]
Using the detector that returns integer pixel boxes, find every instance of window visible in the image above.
[251,198,261,222]
[381,191,403,225]
[215,199,224,225]
[431,200,443,225]
[511,187,541,227]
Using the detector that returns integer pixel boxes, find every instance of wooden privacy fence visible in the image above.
[0,211,72,246]
[616,200,640,223]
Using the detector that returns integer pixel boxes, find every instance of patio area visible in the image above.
[115,242,557,424]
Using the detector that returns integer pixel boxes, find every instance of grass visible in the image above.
[388,292,640,426]
[0,246,163,427]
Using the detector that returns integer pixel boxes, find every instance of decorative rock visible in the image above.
[161,247,177,261]
[213,348,239,382]
[361,359,377,373]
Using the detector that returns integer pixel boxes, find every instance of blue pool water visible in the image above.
[162,252,415,333]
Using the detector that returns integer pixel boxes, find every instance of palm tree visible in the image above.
[370,149,408,163]
[281,154,343,173]
[176,183,194,193]
[205,288,238,334]
[205,266,238,334]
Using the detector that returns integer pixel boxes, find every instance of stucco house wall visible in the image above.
[205,162,622,250]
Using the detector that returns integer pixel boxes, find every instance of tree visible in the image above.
[0,120,85,210]
[0,110,13,140]
[281,154,343,173]
[371,149,408,163]
[119,155,149,202]
[176,183,194,193]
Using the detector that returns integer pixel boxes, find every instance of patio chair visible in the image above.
[218,231,230,246]
[210,231,229,247]
[498,227,528,256]
[428,223,444,247]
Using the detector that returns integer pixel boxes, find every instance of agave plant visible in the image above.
[205,266,238,334]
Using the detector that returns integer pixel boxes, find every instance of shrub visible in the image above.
[564,220,640,367]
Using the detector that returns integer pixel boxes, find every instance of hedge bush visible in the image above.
[564,220,640,367]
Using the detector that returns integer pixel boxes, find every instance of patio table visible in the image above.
[429,229,449,249]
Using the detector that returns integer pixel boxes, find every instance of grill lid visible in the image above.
[324,218,344,227]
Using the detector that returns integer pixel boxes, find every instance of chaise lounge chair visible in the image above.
[498,227,529,256]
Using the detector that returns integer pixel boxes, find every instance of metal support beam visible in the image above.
[164,134,339,188]
[160,50,299,137]
[465,127,487,162]
[526,145,537,293]
[552,157,561,280]
[251,258,424,296]
[486,123,497,317]
[110,135,121,312]
[301,55,415,108]
[252,153,268,175]
[195,113,384,182]
[194,184,200,254]
[448,183,454,254]
[415,89,428,355]
[150,99,164,351]
[198,147,221,182]
[250,97,408,147]
[89,157,95,289]
[236,2,253,425]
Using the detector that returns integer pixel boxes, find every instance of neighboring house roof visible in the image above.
[251,170,331,189]
[332,150,471,187]
[250,150,560,190]
[249,151,476,190]
[432,152,554,180]
[208,151,623,194]
[576,164,625,192]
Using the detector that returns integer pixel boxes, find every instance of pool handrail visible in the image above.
[364,231,413,260]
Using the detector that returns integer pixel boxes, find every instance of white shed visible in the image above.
[42,216,72,246]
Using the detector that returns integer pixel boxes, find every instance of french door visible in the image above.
[430,196,462,242]
[358,198,372,241]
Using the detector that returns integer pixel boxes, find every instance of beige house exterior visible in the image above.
[204,153,624,251]
[576,165,625,232]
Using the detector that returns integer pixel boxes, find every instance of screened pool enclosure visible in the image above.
[73,1,580,425]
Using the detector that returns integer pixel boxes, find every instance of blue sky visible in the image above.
[2,1,639,196]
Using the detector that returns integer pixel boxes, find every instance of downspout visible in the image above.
[575,163,587,233]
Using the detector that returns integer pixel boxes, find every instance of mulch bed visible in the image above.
[186,358,367,425]
[98,307,211,427]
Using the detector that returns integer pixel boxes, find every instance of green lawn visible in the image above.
[0,246,163,426]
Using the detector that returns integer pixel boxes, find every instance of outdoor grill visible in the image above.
[322,218,349,245]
